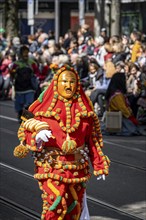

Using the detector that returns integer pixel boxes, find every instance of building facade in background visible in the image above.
[0,0,146,40]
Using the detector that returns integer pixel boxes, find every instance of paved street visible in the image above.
[0,100,146,220]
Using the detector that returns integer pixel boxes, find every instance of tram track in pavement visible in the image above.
[0,162,145,220]
[111,160,146,171]
[0,196,40,220]
[0,195,144,220]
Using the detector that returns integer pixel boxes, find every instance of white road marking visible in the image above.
[0,115,18,121]
[0,162,33,178]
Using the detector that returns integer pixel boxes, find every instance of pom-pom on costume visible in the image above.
[14,65,110,220]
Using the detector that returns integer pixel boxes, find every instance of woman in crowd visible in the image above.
[104,72,141,136]
[126,62,141,116]
[0,51,15,100]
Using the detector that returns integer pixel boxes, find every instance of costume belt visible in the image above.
[33,144,90,166]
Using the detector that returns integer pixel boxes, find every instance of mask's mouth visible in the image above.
[66,88,72,94]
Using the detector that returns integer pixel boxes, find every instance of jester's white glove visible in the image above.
[97,174,106,181]
[36,130,52,143]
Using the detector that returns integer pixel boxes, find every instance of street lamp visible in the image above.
[55,0,60,43]
[27,0,34,34]
[79,0,85,26]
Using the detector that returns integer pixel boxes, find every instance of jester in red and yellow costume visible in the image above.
[14,65,110,220]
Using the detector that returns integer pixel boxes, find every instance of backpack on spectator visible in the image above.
[14,65,39,91]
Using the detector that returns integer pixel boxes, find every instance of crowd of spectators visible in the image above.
[0,24,146,131]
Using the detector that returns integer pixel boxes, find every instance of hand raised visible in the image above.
[97,174,106,181]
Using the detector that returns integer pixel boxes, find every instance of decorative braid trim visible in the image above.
[35,160,89,170]
[34,172,91,184]
[93,167,109,176]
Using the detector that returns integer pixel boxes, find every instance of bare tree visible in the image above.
[5,0,19,41]
[94,0,105,37]
[110,0,121,36]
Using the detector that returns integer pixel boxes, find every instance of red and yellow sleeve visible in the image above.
[85,118,110,176]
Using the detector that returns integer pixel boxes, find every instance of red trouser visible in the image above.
[39,178,85,220]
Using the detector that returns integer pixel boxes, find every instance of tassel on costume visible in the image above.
[62,133,77,154]
[13,142,29,158]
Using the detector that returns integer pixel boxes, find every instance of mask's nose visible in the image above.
[66,81,71,88]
